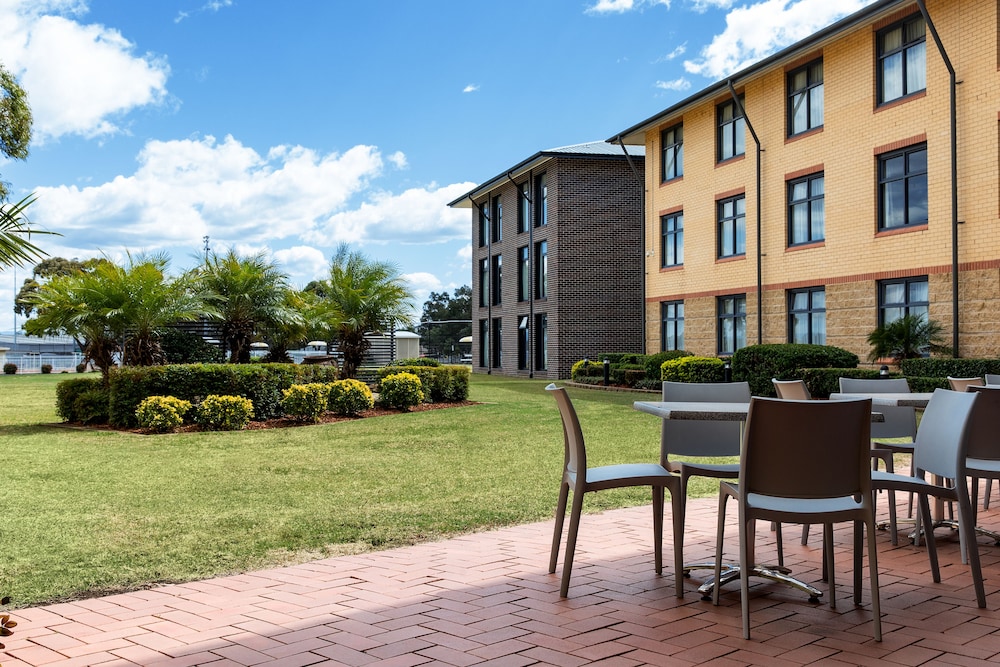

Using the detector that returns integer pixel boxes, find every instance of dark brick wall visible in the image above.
[470,154,644,379]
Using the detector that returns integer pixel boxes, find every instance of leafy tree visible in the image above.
[309,243,414,379]
[198,249,293,363]
[417,286,471,358]
[258,288,311,363]
[867,314,946,363]
[14,257,106,317]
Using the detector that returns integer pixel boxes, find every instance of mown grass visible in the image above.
[0,372,725,608]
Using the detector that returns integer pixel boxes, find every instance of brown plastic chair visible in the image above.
[985,373,1000,386]
[948,376,985,392]
[771,378,811,400]
[871,388,986,608]
[546,384,684,598]
[712,396,882,641]
[963,386,1000,537]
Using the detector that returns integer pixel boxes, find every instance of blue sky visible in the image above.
[0,0,876,333]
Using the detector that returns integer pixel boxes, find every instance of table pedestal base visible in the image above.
[683,562,824,601]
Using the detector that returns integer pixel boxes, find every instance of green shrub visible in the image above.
[571,359,603,380]
[55,378,110,423]
[386,357,440,367]
[3,363,15,375]
[379,372,424,411]
[374,364,469,402]
[40,364,52,374]
[644,351,691,380]
[136,396,192,433]
[731,343,860,397]
[661,356,725,383]
[197,394,254,431]
[328,379,374,416]
[900,357,1000,378]
[75,363,87,373]
[281,383,331,422]
[799,367,884,398]
[160,328,225,364]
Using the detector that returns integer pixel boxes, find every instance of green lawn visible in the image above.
[0,372,724,609]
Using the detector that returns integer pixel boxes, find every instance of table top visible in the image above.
[635,399,885,421]
[829,392,933,408]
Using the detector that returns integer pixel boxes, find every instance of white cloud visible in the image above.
[684,0,878,79]
[175,0,234,23]
[456,243,472,267]
[688,0,734,12]
[655,78,691,92]
[0,0,171,141]
[654,44,687,63]
[587,0,671,14]
[387,151,408,169]
[273,245,329,288]
[462,84,480,93]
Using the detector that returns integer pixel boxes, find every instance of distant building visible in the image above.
[449,142,645,379]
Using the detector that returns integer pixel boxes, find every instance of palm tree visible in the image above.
[0,194,57,269]
[867,314,946,364]
[310,244,414,379]
[199,249,293,363]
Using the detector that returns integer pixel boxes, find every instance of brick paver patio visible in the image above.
[4,494,999,666]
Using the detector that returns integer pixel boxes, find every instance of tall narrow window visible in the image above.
[517,246,529,301]
[478,258,489,307]
[535,240,548,299]
[877,15,926,105]
[661,124,683,182]
[517,315,530,370]
[535,313,548,370]
[491,317,502,367]
[878,144,927,230]
[788,287,826,344]
[490,255,502,305]
[535,173,548,227]
[788,59,823,135]
[478,206,488,247]
[878,277,929,325]
[788,173,825,245]
[717,96,745,162]
[661,211,683,268]
[517,182,530,233]
[479,319,489,367]
[717,195,746,258]
[491,195,502,242]
[661,301,684,351]
[717,294,747,355]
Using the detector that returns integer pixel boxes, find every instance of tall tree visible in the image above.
[198,249,293,363]
[418,286,471,358]
[310,243,414,378]
[14,256,106,318]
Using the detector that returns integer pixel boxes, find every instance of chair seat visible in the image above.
[872,470,952,496]
[672,461,739,478]
[585,463,676,490]
[874,440,914,452]
[967,458,1000,476]
[746,491,865,518]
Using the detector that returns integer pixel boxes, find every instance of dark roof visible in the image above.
[447,141,645,209]
[607,0,906,145]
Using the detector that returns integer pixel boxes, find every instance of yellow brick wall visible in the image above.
[643,0,1000,362]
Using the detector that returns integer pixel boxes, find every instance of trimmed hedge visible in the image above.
[374,364,469,402]
[900,357,1000,378]
[55,377,110,423]
[661,356,725,383]
[731,343,859,397]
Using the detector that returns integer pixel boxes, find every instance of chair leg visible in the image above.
[957,490,987,609]
[670,488,685,599]
[549,481,569,573]
[801,523,810,546]
[559,490,587,598]
[824,523,836,609]
[985,479,993,510]
[853,520,862,606]
[712,490,730,606]
[917,495,940,582]
[865,515,882,642]
[739,510,752,640]
[652,486,663,575]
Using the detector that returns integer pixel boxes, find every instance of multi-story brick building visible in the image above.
[610,0,1000,363]
[449,142,645,379]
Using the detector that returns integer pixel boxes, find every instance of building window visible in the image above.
[661,124,683,182]
[491,195,502,243]
[717,195,746,258]
[717,96,745,162]
[878,144,927,230]
[535,313,548,370]
[788,287,826,345]
[517,315,529,370]
[517,246,529,301]
[479,319,489,367]
[492,317,502,367]
[879,277,929,326]
[877,15,926,105]
[478,206,488,247]
[517,182,530,234]
[661,301,684,351]
[788,59,823,135]
[661,211,683,268]
[490,255,502,306]
[535,173,548,227]
[788,173,824,245]
[478,258,489,307]
[535,240,548,299]
[717,294,747,355]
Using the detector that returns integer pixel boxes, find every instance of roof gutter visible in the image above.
[616,137,647,355]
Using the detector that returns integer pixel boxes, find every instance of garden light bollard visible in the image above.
[603,358,610,386]
[880,365,890,378]
[724,360,732,383]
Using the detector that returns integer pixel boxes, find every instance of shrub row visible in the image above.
[731,344,860,397]
[900,357,1000,378]
[374,364,470,402]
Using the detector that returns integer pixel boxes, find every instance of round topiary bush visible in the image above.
[379,372,424,411]
[136,395,192,433]
[40,364,52,374]
[328,378,374,416]
[197,394,254,431]
[281,383,331,422]
[3,363,16,375]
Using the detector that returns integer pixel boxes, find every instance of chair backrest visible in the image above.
[911,388,978,480]
[546,384,586,479]
[740,397,873,500]
[660,381,751,460]
[838,376,916,440]
[772,378,811,400]
[964,385,1000,461]
[985,373,1000,386]
[948,376,985,392]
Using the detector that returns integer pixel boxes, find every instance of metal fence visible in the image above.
[3,353,86,374]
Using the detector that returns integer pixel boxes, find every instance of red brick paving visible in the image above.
[4,495,1000,666]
